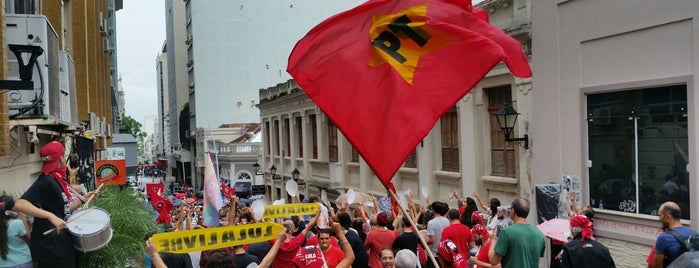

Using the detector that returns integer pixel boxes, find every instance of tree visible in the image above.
[120,115,147,155]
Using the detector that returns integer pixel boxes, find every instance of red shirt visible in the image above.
[271,234,306,268]
[294,246,325,268]
[322,245,345,268]
[441,223,474,254]
[365,228,396,268]
[475,240,493,268]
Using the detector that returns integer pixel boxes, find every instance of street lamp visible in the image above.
[292,168,300,182]
[495,103,529,149]
[291,168,309,200]
[252,162,260,174]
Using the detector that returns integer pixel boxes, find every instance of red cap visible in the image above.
[471,211,484,225]
[40,141,64,175]
[438,240,469,268]
[472,224,489,240]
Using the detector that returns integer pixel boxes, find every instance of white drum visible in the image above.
[66,207,113,252]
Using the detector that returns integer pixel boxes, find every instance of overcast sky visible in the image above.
[116,0,165,126]
[115,0,485,127]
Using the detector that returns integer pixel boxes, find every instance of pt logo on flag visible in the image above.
[369,4,450,84]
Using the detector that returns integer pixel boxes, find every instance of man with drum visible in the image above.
[15,141,100,268]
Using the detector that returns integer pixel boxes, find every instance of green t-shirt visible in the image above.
[493,223,546,268]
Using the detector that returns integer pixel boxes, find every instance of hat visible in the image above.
[471,211,484,225]
[40,141,64,175]
[472,224,489,240]
[570,214,594,241]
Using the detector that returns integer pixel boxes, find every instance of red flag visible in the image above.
[147,183,164,198]
[221,181,235,200]
[288,0,531,187]
[150,188,173,224]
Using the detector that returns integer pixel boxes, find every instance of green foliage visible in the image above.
[77,186,162,268]
[120,115,147,155]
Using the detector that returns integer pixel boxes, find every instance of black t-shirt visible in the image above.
[160,252,194,268]
[392,231,419,254]
[234,252,260,268]
[20,174,75,261]
[346,230,369,268]
[561,238,616,268]
[246,241,272,262]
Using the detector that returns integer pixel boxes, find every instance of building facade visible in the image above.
[532,0,698,266]
[1,0,121,194]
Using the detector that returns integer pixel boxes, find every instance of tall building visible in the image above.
[164,0,190,184]
[1,0,122,193]
[155,41,169,164]
[175,0,364,188]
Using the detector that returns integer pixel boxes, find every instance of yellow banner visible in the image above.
[262,203,320,219]
[152,222,284,253]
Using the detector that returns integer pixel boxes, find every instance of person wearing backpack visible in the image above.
[650,202,694,267]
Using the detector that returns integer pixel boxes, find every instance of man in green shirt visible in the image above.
[488,198,546,268]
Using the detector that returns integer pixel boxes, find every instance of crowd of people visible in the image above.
[0,141,696,268]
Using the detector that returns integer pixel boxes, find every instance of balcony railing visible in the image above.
[216,142,262,156]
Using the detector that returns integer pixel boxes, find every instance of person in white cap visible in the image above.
[14,141,99,268]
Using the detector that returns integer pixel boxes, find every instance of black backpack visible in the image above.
[666,230,699,268]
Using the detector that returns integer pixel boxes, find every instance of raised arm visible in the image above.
[331,218,355,268]
[473,192,490,212]
[258,230,286,268]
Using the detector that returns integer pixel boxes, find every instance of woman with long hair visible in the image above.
[0,195,32,268]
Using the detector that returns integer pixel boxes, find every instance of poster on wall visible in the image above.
[76,135,95,190]
[96,160,127,185]
[562,174,581,206]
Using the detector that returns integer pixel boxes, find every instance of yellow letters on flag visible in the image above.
[262,203,320,219]
[152,222,284,253]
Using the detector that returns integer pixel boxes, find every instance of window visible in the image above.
[274,120,280,156]
[237,172,252,180]
[310,115,318,159]
[351,147,359,163]
[296,117,303,157]
[487,86,515,177]
[328,121,338,162]
[441,107,459,171]
[404,149,417,168]
[265,121,270,154]
[284,118,290,156]
[587,85,689,219]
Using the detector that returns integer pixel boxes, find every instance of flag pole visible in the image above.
[387,188,440,268]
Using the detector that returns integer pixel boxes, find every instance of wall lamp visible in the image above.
[495,103,529,149]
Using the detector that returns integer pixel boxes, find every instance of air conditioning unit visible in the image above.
[6,14,60,119]
[99,12,107,36]
[89,112,100,131]
[102,39,110,52]
[106,124,112,138]
[100,116,107,135]
[58,51,77,124]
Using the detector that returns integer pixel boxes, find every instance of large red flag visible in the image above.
[288,0,531,187]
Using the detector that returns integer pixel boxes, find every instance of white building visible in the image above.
[532,0,697,266]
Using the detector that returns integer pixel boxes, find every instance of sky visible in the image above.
[115,0,166,127]
[114,0,485,127]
